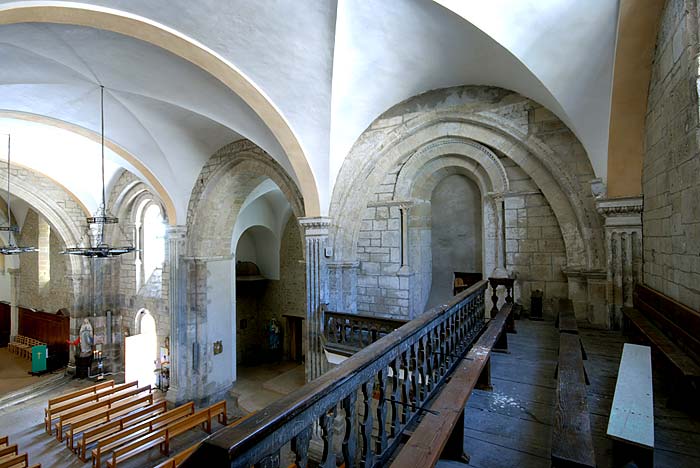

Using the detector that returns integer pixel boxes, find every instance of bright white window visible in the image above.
[142,204,165,283]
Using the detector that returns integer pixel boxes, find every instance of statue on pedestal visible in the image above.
[79,318,93,356]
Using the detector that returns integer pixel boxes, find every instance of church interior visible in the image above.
[0,1,699,467]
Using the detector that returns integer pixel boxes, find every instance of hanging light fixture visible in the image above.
[0,134,38,255]
[62,86,135,258]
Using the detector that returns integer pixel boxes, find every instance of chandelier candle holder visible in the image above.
[0,134,38,255]
[62,86,135,258]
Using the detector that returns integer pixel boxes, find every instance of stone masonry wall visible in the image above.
[19,209,73,312]
[643,0,700,310]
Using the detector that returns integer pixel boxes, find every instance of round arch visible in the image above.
[187,140,305,258]
[331,111,603,270]
[0,2,320,217]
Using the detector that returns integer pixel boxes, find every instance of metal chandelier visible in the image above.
[0,134,38,255]
[62,86,136,258]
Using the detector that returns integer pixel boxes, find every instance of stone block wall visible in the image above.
[18,208,73,312]
[356,203,409,318]
[643,0,700,310]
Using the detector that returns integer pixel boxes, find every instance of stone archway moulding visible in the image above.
[0,1,321,218]
[186,140,305,258]
[0,171,85,279]
[330,112,603,270]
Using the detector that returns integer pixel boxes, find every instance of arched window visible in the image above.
[142,204,165,281]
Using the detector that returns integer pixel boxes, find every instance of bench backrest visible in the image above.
[48,380,115,407]
[634,284,700,363]
[60,385,151,422]
[0,444,17,458]
[53,381,138,414]
[0,452,27,468]
[83,401,167,443]
[166,409,209,439]
[96,402,194,450]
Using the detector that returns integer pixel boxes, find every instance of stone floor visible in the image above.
[437,319,700,468]
[232,361,305,413]
[0,347,60,396]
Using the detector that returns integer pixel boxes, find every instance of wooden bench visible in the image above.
[0,445,18,462]
[46,380,136,434]
[623,284,700,406]
[8,335,45,360]
[77,401,167,461]
[0,437,7,448]
[551,332,595,467]
[390,302,514,467]
[162,401,227,454]
[66,392,155,450]
[56,385,152,441]
[606,343,654,468]
[153,442,200,468]
[0,453,27,468]
[91,402,195,468]
[107,401,228,467]
[45,380,115,433]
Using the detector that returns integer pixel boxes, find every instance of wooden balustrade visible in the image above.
[183,280,490,468]
[324,311,407,355]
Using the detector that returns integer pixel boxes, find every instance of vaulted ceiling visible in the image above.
[0,0,622,220]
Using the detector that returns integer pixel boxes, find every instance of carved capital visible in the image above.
[595,196,643,229]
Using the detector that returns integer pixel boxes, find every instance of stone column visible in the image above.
[165,225,187,404]
[299,217,331,382]
[8,267,19,338]
[596,197,643,329]
[486,193,508,278]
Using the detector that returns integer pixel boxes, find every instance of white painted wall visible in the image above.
[206,259,235,390]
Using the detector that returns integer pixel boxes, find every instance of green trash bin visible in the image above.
[32,344,47,373]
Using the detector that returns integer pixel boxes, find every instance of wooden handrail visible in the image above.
[183,280,490,468]
[324,311,408,352]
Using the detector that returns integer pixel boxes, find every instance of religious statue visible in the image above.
[79,318,94,355]
[267,318,281,352]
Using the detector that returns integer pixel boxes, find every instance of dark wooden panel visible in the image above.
[18,307,69,355]
[634,284,700,363]
[0,301,9,347]
[551,333,595,467]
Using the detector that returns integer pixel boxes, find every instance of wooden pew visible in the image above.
[551,332,595,467]
[0,445,18,462]
[0,437,7,448]
[606,343,654,468]
[46,381,136,434]
[109,401,227,467]
[91,402,195,468]
[390,303,514,467]
[162,401,226,454]
[0,453,27,468]
[56,385,152,441]
[152,442,200,468]
[66,392,155,450]
[77,401,167,461]
[44,380,115,433]
[623,284,700,406]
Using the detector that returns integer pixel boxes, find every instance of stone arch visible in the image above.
[0,2,321,217]
[0,169,86,281]
[331,105,603,271]
[187,140,304,258]
[394,138,509,200]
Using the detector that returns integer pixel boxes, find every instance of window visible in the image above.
[142,204,165,283]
